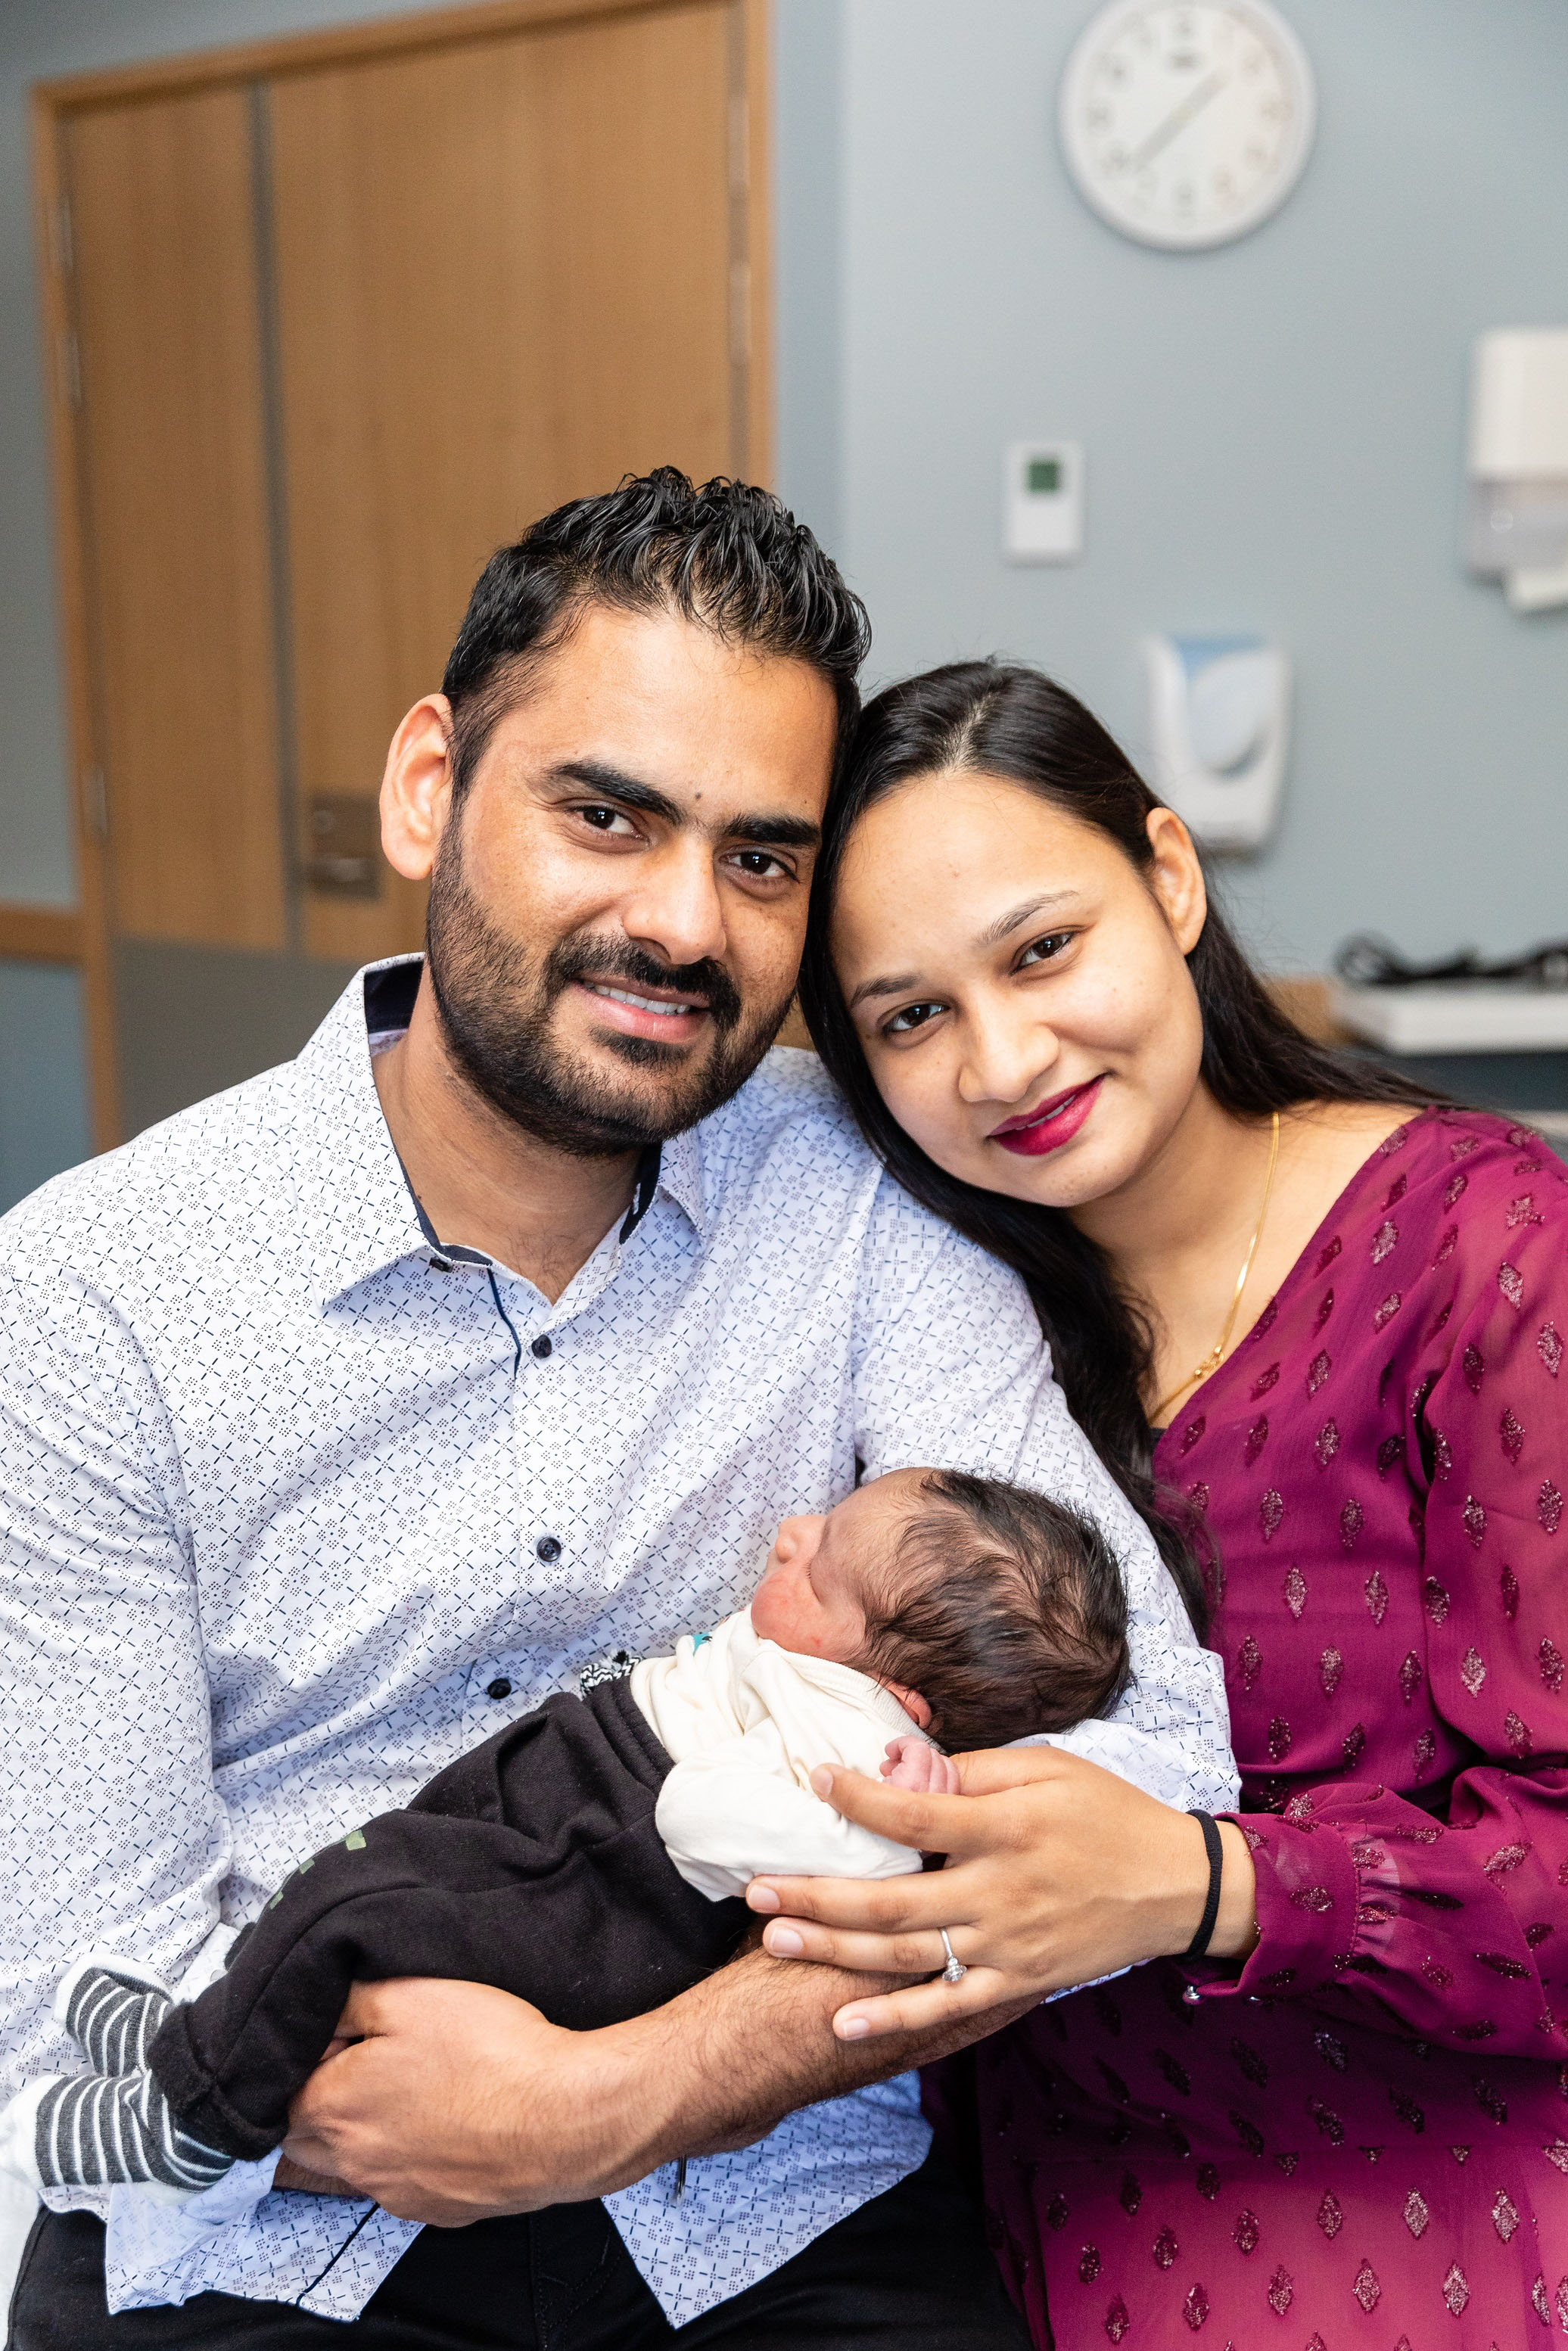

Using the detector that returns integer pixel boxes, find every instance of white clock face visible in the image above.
[1059,1,1315,251]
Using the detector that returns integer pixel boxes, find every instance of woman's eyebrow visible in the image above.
[849,891,1084,1011]
[975,891,1078,948]
[848,970,923,1012]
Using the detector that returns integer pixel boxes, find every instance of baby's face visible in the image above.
[749,1469,925,1667]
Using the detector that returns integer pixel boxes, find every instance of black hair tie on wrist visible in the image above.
[1184,1811,1224,1961]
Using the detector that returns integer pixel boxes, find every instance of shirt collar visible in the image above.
[296,956,710,1303]
[655,1124,708,1242]
[292,958,433,1305]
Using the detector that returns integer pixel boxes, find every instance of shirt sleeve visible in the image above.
[851,1177,1238,1815]
[655,1721,923,1902]
[1202,1206,1568,2058]
[0,1255,231,2099]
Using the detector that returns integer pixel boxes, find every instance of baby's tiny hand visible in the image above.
[880,1734,960,1794]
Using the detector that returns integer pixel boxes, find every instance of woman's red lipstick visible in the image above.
[989,1077,1103,1157]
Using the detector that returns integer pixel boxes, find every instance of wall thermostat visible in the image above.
[1059,1,1315,253]
[1003,441,1084,562]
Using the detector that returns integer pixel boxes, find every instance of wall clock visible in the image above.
[1058,1,1316,251]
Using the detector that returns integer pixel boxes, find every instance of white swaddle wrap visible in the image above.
[631,1610,926,1901]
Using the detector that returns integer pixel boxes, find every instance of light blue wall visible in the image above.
[0,0,453,1211]
[4,0,1566,1205]
[0,960,89,1213]
[804,0,1568,972]
[774,0,843,554]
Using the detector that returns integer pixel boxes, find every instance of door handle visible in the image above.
[303,795,381,897]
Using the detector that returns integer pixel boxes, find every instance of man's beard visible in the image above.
[424,832,795,1159]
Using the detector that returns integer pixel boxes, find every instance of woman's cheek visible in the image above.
[871,1049,985,1180]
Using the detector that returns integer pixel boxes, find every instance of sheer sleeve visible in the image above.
[1196,1193,1568,2058]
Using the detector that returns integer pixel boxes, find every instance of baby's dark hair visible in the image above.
[857,1471,1131,1750]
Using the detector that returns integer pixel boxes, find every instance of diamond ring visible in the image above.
[938,1929,967,1985]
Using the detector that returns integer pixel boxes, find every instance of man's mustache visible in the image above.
[544,935,745,1034]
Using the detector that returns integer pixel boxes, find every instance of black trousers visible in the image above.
[7,2148,1032,2349]
[151,1679,746,2160]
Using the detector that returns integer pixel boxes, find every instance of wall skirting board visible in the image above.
[0,902,83,963]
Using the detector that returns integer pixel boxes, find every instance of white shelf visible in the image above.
[1331,981,1568,1054]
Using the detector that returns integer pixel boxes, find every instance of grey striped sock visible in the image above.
[33,2069,232,2194]
[62,1966,173,2078]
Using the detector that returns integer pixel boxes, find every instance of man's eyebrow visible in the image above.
[549,759,820,852]
[728,812,822,851]
[549,760,683,828]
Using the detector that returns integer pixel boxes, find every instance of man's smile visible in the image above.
[574,976,712,1044]
[587,983,706,1018]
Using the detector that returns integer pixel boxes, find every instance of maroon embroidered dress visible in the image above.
[969,1109,1568,2349]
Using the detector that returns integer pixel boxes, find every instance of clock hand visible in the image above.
[1128,67,1228,172]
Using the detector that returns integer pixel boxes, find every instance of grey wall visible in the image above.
[802,0,1568,973]
[0,0,457,1213]
[0,960,88,1208]
[774,0,843,554]
[2,0,1566,1207]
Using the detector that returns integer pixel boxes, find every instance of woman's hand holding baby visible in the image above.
[879,1735,961,1794]
[746,1742,1256,2041]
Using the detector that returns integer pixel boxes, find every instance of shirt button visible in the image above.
[536,1535,562,1563]
[530,1333,553,1359]
[486,1677,513,1702]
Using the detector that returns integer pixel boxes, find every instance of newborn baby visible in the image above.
[5,1466,1128,2205]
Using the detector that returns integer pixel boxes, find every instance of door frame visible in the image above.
[28,0,773,1152]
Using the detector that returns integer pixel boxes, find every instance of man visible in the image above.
[0,471,1232,2346]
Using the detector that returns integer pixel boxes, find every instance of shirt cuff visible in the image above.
[1187,1812,1361,2004]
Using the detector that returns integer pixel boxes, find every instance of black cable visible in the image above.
[1336,932,1568,990]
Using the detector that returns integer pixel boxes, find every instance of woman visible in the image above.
[749,663,1568,2347]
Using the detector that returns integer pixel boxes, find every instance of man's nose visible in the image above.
[956,1006,1060,1107]
[620,838,728,971]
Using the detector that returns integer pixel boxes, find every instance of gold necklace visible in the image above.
[1150,1110,1281,1427]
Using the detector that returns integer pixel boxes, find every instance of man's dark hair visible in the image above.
[858,1471,1131,1751]
[440,467,870,796]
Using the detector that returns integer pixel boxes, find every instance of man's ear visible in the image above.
[1144,805,1208,956]
[380,695,456,883]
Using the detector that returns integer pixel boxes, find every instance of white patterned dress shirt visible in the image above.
[0,957,1236,2327]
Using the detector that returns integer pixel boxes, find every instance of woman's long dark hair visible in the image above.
[798,663,1436,1641]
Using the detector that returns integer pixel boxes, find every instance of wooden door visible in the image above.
[36,0,770,1143]
[269,5,737,963]
[66,87,287,956]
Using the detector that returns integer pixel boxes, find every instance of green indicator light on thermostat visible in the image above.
[1026,458,1062,494]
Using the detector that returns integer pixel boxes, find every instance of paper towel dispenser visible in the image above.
[1143,634,1290,854]
[1467,328,1568,613]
